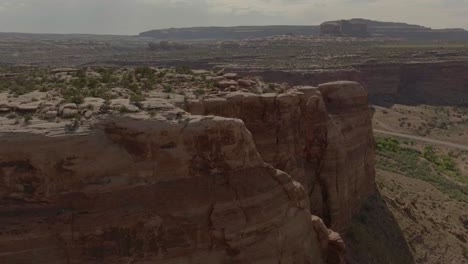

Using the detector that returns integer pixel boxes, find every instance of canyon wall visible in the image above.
[0,81,374,263]
[237,60,468,106]
[188,81,375,230]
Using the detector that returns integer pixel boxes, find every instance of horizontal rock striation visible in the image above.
[234,60,468,106]
[189,81,375,230]
[0,81,374,263]
[1,117,327,264]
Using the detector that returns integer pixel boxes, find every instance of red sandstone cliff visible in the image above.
[0,81,374,263]
[188,81,375,230]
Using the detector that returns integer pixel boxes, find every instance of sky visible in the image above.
[0,0,467,35]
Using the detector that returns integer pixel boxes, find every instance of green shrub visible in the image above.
[376,136,468,202]
[423,146,436,161]
[135,66,155,79]
[175,65,192,75]
[194,88,205,97]
[61,86,85,104]
[163,84,173,93]
[23,114,33,123]
[376,137,400,152]
[119,106,130,113]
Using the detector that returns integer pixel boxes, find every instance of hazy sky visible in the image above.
[0,0,467,35]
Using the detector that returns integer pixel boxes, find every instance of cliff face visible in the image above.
[0,81,374,263]
[191,81,375,230]
[237,60,468,106]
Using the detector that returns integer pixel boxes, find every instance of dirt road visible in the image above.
[374,129,468,151]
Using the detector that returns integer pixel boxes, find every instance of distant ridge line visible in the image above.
[140,18,468,41]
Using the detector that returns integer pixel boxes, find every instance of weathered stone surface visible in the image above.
[0,80,374,264]
[311,215,346,264]
[16,102,40,112]
[0,115,327,264]
[185,99,204,115]
[238,79,256,87]
[140,98,175,111]
[192,69,210,75]
[61,108,78,118]
[45,110,58,119]
[223,73,238,79]
[206,76,224,82]
[217,80,238,89]
[61,103,78,110]
[110,99,140,113]
[59,103,78,117]
[327,231,346,264]
[192,81,375,230]
[84,110,93,119]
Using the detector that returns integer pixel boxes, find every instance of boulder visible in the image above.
[217,80,238,89]
[238,79,255,87]
[59,103,78,114]
[223,73,238,79]
[16,103,40,112]
[61,108,78,118]
[110,99,139,113]
[45,110,58,120]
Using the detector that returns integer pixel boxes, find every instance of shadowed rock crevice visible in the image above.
[344,191,416,264]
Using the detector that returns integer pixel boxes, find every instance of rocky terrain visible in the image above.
[0,67,375,263]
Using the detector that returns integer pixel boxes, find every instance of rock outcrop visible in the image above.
[190,81,375,230]
[0,80,374,263]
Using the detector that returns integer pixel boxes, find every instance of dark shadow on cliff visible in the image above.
[344,190,415,264]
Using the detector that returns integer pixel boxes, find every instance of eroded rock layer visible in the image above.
[235,60,468,106]
[191,81,375,230]
[0,80,374,263]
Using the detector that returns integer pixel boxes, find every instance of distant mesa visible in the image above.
[320,20,370,37]
[139,18,468,41]
[321,18,468,41]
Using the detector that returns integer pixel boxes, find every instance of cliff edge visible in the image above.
[0,68,375,263]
